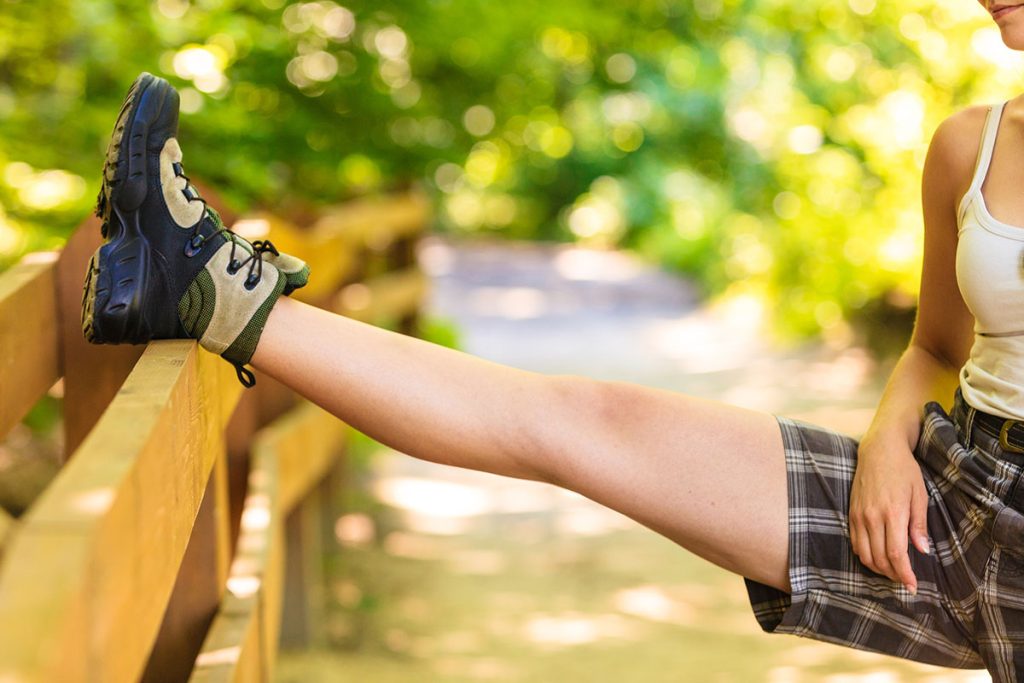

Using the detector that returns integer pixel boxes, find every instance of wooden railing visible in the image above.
[0,190,430,682]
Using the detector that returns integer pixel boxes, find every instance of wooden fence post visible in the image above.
[55,216,145,459]
[279,488,327,648]
[0,190,429,682]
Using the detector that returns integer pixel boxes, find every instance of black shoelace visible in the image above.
[173,161,279,389]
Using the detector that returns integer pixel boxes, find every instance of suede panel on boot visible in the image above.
[159,138,205,228]
[220,274,286,365]
[199,239,283,355]
[264,251,311,294]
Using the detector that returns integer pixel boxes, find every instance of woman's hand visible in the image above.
[850,430,932,594]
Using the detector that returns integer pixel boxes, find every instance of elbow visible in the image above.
[526,373,633,489]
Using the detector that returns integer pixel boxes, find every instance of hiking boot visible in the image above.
[82,72,311,388]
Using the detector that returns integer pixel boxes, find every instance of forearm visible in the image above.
[863,343,962,453]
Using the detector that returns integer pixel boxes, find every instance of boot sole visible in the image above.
[84,73,175,345]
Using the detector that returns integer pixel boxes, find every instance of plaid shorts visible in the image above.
[744,386,1024,681]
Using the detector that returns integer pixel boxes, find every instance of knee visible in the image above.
[524,373,630,487]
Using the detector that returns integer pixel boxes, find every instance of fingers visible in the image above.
[909,481,932,556]
[866,512,896,582]
[847,457,931,594]
[851,507,921,594]
[849,515,874,572]
[884,511,917,594]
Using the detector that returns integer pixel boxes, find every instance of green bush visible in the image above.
[0,0,1005,342]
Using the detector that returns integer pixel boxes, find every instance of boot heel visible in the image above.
[85,209,151,344]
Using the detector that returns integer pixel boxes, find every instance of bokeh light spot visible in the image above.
[773,191,801,220]
[605,53,636,83]
[179,87,203,114]
[539,126,573,158]
[849,0,876,15]
[611,123,644,152]
[173,44,228,93]
[156,0,188,19]
[338,154,382,189]
[323,6,356,41]
[788,125,823,154]
[463,105,496,137]
[375,26,409,60]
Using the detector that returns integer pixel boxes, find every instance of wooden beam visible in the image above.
[279,490,327,649]
[57,216,147,459]
[232,212,357,305]
[190,433,283,683]
[140,447,233,683]
[189,592,263,683]
[231,190,429,305]
[0,253,60,440]
[0,341,242,683]
[313,191,430,247]
[334,267,428,326]
[259,401,348,515]
[0,508,14,554]
[212,445,233,598]
[263,490,286,675]
[0,216,154,460]
[0,190,430,682]
[0,190,427,446]
[192,398,347,674]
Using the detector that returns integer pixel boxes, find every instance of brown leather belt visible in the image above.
[972,409,1024,454]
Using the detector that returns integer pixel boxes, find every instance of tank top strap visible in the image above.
[959,101,1008,226]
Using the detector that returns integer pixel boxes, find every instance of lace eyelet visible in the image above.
[244,276,260,291]
[184,234,205,258]
[226,259,241,275]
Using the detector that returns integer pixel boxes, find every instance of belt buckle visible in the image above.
[999,420,1024,454]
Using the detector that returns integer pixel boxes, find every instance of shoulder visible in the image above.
[923,104,991,210]
[928,105,990,172]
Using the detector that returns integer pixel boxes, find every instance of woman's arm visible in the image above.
[865,107,979,452]
[849,106,981,593]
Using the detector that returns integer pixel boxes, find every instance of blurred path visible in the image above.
[276,237,988,683]
[417,236,885,432]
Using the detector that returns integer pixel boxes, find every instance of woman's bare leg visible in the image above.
[250,296,791,593]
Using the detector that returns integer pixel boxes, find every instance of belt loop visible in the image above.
[964,403,977,450]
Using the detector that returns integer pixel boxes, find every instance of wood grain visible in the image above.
[0,341,241,682]
[0,508,14,555]
[262,401,349,515]
[235,189,429,306]
[58,217,147,459]
[0,253,59,439]
[0,190,430,681]
[334,267,429,326]
[189,431,283,683]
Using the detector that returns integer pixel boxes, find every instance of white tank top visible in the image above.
[956,100,1024,420]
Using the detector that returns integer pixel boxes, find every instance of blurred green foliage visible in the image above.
[416,315,461,350]
[0,0,1011,341]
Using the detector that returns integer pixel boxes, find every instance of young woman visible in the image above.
[81,2,1024,677]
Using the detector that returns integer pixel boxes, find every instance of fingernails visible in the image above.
[907,584,917,595]
[914,535,931,554]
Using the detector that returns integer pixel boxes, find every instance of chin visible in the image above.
[997,27,1024,51]
[983,1,1024,49]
